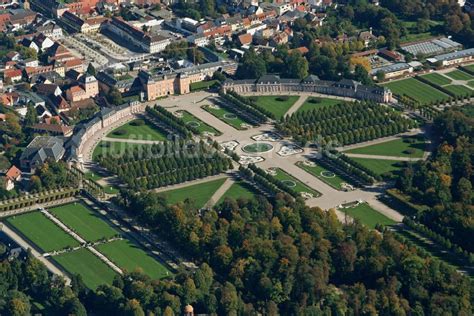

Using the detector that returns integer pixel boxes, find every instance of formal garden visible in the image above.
[296,97,342,113]
[249,95,299,119]
[344,136,426,158]
[340,202,396,228]
[107,119,168,141]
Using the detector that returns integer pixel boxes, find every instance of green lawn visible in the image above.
[217,181,255,203]
[345,136,426,158]
[273,169,321,197]
[383,78,450,105]
[190,80,219,91]
[468,81,474,88]
[464,64,474,73]
[297,162,347,190]
[443,85,473,97]
[6,212,79,252]
[296,97,342,113]
[419,73,451,86]
[252,96,299,119]
[85,172,120,195]
[96,239,170,280]
[350,157,403,176]
[92,141,151,160]
[53,248,117,289]
[107,119,168,141]
[159,178,227,208]
[444,70,474,81]
[177,110,221,135]
[202,105,250,130]
[341,203,396,228]
[49,203,119,242]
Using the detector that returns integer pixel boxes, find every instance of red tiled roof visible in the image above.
[6,165,21,180]
[238,33,252,45]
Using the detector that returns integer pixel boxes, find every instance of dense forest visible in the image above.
[397,108,474,252]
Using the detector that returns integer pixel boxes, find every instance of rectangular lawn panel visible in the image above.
[296,97,342,113]
[252,95,299,119]
[49,203,119,242]
[53,248,117,289]
[344,136,426,158]
[341,203,395,228]
[107,119,168,141]
[190,80,218,91]
[202,105,249,130]
[177,110,221,135]
[273,168,321,197]
[443,85,473,97]
[419,73,451,86]
[217,181,255,203]
[6,212,79,252]
[383,78,450,105]
[159,178,227,208]
[350,157,403,176]
[96,239,170,280]
[297,162,347,190]
[444,70,474,81]
[93,141,151,160]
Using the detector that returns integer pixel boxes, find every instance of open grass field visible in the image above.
[296,97,342,113]
[443,85,473,97]
[252,96,299,119]
[350,157,403,176]
[107,119,167,141]
[159,178,227,208]
[53,248,117,289]
[6,212,79,252]
[49,203,119,242]
[273,168,321,197]
[419,73,451,86]
[96,239,170,280]
[190,80,219,91]
[177,110,221,135]
[92,141,151,160]
[218,181,255,203]
[202,105,249,130]
[382,78,450,104]
[444,70,474,81]
[344,136,426,158]
[341,203,396,228]
[297,162,347,190]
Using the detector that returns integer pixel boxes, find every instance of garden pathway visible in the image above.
[205,177,235,208]
[282,95,307,116]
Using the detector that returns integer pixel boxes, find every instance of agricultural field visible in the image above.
[6,212,79,252]
[158,178,227,208]
[443,85,473,97]
[218,181,255,203]
[107,119,167,141]
[92,141,151,160]
[296,97,343,113]
[176,110,221,135]
[202,105,250,130]
[251,95,299,119]
[96,239,170,280]
[419,73,452,86]
[350,157,404,176]
[344,136,426,158]
[53,248,117,290]
[444,70,474,81]
[341,203,396,228]
[272,168,321,197]
[383,78,450,105]
[49,203,119,242]
[297,162,348,190]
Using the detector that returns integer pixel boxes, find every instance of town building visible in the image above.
[428,48,474,67]
[20,136,66,171]
[371,63,413,80]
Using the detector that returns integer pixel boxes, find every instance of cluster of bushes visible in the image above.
[403,217,474,264]
[220,91,268,123]
[245,164,299,198]
[146,106,193,138]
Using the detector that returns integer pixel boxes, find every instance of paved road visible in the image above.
[0,224,72,285]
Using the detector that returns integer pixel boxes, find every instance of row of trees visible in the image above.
[146,106,193,138]
[225,90,275,120]
[318,151,377,185]
[278,101,414,145]
[244,164,299,198]
[396,108,473,252]
[110,188,472,315]
[217,92,266,125]
[98,140,232,190]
